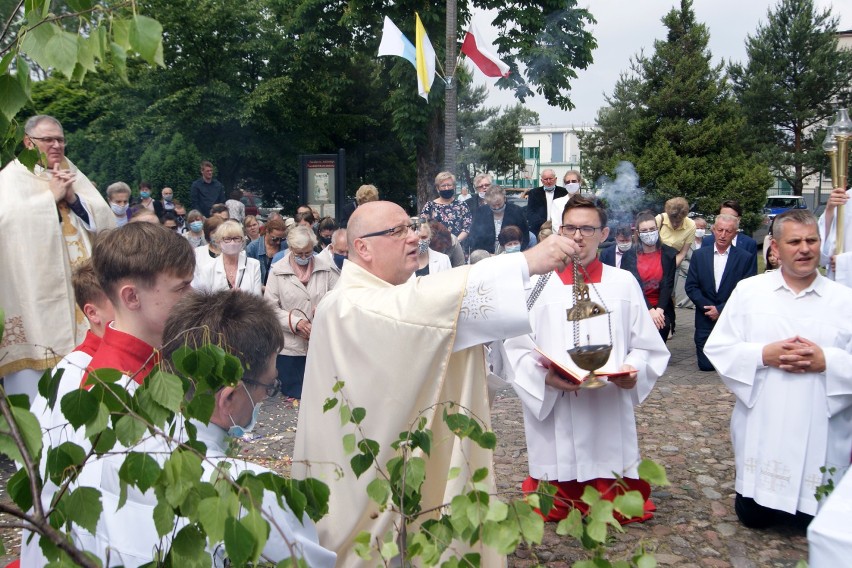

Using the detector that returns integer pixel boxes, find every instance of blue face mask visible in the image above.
[505,244,521,253]
[189,220,203,233]
[333,253,346,270]
[140,191,151,199]
[228,383,260,438]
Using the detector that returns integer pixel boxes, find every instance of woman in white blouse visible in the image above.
[192,220,262,296]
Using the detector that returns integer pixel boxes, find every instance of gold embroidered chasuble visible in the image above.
[0,158,115,376]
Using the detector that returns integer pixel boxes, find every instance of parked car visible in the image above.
[241,192,263,217]
[763,195,808,218]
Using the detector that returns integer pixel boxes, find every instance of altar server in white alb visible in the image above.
[817,185,852,287]
[705,209,852,529]
[505,195,670,524]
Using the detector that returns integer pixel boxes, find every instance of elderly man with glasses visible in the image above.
[505,194,670,526]
[292,200,579,566]
[0,114,114,402]
[526,168,567,236]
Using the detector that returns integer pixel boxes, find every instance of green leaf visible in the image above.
[45,442,86,486]
[224,516,256,567]
[20,22,57,69]
[0,74,29,121]
[115,415,146,447]
[556,508,584,540]
[118,452,161,493]
[59,388,99,430]
[480,519,518,555]
[162,450,203,508]
[476,431,497,450]
[85,402,110,438]
[198,493,238,543]
[581,484,602,507]
[586,518,608,544]
[366,478,390,507]
[471,467,489,483]
[8,468,33,512]
[613,490,646,520]
[153,496,175,537]
[342,433,356,454]
[447,467,461,480]
[137,389,170,427]
[186,392,215,424]
[353,531,371,560]
[66,0,94,13]
[38,367,63,409]
[350,453,372,479]
[221,353,244,384]
[9,405,42,461]
[351,407,366,424]
[636,554,657,568]
[380,537,399,561]
[512,499,544,544]
[339,404,351,426]
[170,524,206,562]
[86,367,123,385]
[322,397,338,412]
[147,371,184,412]
[112,19,131,50]
[45,30,79,79]
[405,457,427,493]
[638,458,670,486]
[92,428,116,455]
[300,478,330,522]
[485,499,508,522]
[65,487,102,533]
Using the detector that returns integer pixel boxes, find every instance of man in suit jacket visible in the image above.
[701,200,758,274]
[526,168,566,235]
[599,224,633,269]
[686,214,757,371]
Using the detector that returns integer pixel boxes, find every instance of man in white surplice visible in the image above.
[292,201,580,567]
[817,185,852,288]
[505,195,670,524]
[705,209,852,529]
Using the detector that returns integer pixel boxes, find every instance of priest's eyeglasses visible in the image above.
[27,135,66,146]
[243,378,279,398]
[559,225,601,237]
[358,221,420,240]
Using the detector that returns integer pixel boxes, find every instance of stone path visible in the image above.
[0,308,811,566]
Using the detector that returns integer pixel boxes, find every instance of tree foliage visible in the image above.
[579,0,772,229]
[729,0,852,195]
[0,0,164,167]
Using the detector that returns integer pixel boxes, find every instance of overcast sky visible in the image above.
[472,0,852,126]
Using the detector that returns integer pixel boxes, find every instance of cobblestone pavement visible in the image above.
[241,306,809,567]
[0,309,811,566]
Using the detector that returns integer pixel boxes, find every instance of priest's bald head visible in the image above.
[348,201,420,285]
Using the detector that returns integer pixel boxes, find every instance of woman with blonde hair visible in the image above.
[265,225,339,399]
[192,220,262,296]
[420,171,471,242]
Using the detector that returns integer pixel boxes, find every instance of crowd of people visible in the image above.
[2,114,851,566]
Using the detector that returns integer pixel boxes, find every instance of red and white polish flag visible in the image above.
[460,23,510,78]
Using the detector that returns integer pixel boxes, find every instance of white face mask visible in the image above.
[694,228,706,239]
[616,242,632,252]
[294,254,312,266]
[565,182,580,194]
[110,202,128,216]
[639,230,659,247]
[219,241,243,256]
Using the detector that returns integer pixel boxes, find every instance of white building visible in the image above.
[495,124,597,189]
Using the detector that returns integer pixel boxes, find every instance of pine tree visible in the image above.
[729,0,852,195]
[582,0,772,229]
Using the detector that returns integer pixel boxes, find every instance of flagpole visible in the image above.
[443,0,458,173]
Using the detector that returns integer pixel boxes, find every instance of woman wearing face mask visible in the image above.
[467,184,530,254]
[106,181,132,227]
[621,211,677,341]
[265,225,339,399]
[314,217,337,253]
[184,210,207,248]
[675,216,707,308]
[413,219,451,277]
[192,220,261,296]
[135,181,164,218]
[497,225,524,254]
[420,171,472,243]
